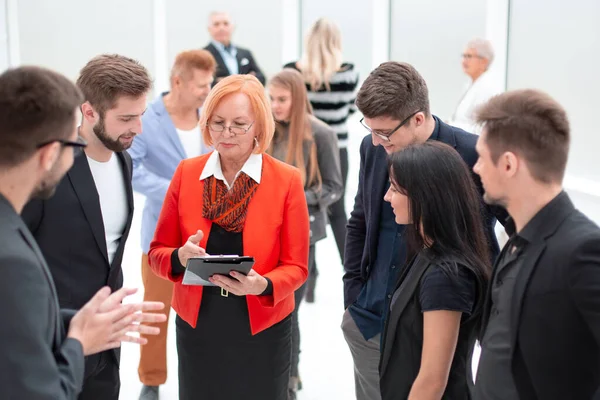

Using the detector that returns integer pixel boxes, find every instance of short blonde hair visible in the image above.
[200,74,274,154]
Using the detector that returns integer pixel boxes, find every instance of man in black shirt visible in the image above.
[473,89,600,399]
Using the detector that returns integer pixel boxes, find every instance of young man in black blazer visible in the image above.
[341,61,507,400]
[0,66,165,399]
[22,55,152,400]
[204,11,266,86]
[473,89,600,399]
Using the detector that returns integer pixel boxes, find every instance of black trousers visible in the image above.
[290,244,315,378]
[328,147,348,262]
[78,351,120,400]
[176,287,292,400]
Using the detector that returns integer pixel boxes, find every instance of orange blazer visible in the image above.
[148,153,309,334]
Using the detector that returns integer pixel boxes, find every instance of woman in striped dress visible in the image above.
[284,17,359,302]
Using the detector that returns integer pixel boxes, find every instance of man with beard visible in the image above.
[0,66,167,399]
[128,49,215,400]
[22,54,153,400]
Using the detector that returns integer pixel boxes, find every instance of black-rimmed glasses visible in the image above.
[360,110,421,142]
[37,136,88,157]
[207,121,254,135]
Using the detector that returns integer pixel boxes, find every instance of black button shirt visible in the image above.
[474,233,526,399]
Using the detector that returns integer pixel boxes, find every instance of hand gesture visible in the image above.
[178,230,207,267]
[209,269,268,296]
[68,287,167,355]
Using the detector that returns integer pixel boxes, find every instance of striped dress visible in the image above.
[284,62,360,149]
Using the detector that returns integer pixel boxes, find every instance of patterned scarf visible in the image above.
[202,172,258,232]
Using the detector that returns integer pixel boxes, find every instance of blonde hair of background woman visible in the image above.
[300,17,343,92]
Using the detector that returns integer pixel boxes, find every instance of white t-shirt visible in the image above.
[176,126,202,159]
[87,154,128,264]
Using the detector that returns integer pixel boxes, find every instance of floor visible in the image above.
[118,213,356,400]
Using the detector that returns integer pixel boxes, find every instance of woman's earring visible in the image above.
[254,137,259,148]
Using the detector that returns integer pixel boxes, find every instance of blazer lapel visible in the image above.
[380,254,431,377]
[434,118,458,149]
[67,155,109,264]
[156,100,187,159]
[207,43,228,76]
[111,152,134,268]
[508,193,575,349]
[235,50,247,73]
[118,152,134,217]
[18,225,62,347]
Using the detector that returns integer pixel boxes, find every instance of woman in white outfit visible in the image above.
[449,38,503,135]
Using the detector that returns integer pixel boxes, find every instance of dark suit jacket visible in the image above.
[343,117,506,309]
[204,42,266,86]
[479,192,600,399]
[21,151,134,371]
[0,194,84,399]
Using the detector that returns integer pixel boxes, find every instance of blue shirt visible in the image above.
[211,40,238,75]
[349,181,406,340]
[348,121,442,341]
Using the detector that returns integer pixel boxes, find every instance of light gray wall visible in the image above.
[390,0,487,120]
[16,0,154,86]
[0,0,7,72]
[507,0,600,182]
[0,0,8,72]
[165,0,282,84]
[299,0,373,84]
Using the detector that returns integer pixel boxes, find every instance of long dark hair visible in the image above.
[388,141,491,302]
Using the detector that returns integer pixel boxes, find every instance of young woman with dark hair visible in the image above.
[379,141,491,400]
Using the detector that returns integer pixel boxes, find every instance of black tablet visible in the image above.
[182,255,255,286]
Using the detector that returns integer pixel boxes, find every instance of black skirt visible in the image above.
[176,224,292,400]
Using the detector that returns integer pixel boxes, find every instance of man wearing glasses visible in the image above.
[21,54,152,400]
[342,61,507,400]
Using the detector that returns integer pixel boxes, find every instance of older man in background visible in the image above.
[449,38,503,134]
[204,11,266,86]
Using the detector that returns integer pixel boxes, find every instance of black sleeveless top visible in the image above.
[380,250,485,399]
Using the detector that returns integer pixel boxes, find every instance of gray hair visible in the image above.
[467,38,495,65]
[208,11,231,24]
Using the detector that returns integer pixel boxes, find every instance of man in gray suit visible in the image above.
[0,66,167,399]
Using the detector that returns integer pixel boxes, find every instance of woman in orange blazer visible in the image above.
[148,74,310,400]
